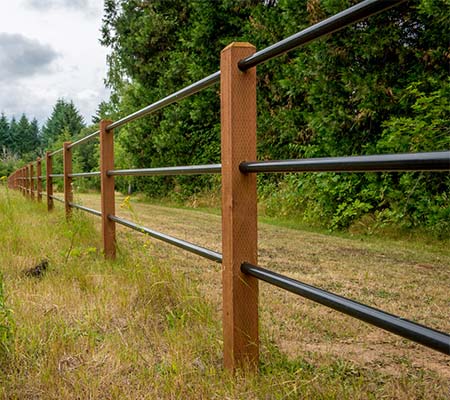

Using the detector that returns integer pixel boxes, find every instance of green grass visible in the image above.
[0,187,449,399]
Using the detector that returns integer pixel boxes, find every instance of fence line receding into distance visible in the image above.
[7,0,450,371]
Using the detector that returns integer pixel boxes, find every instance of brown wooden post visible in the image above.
[37,158,42,202]
[30,163,35,200]
[26,165,30,197]
[63,142,73,219]
[220,42,259,371]
[100,120,116,259]
[46,151,53,211]
[23,167,27,195]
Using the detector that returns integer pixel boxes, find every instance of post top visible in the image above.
[221,42,256,53]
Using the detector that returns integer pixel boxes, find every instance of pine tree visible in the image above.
[16,114,31,156]
[41,99,85,148]
[28,118,41,153]
[0,113,11,152]
[9,117,19,155]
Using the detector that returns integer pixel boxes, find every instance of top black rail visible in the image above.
[57,0,406,146]
[107,71,221,131]
[68,130,100,149]
[239,0,406,70]
[49,148,63,157]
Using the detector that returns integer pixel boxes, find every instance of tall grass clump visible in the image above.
[0,273,13,360]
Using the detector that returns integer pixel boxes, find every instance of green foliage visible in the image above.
[42,99,85,150]
[0,114,12,152]
[0,275,13,360]
[100,0,449,235]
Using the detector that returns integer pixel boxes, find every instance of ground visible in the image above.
[0,188,449,399]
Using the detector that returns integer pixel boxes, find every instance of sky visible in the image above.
[0,0,110,126]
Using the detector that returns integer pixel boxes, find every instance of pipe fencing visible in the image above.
[7,0,450,371]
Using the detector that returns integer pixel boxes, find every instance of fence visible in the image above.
[7,0,450,371]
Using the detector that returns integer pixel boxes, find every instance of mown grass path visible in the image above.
[1,188,449,399]
[76,192,450,376]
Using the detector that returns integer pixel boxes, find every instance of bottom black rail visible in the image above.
[109,215,223,263]
[49,195,64,203]
[242,263,450,355]
[69,202,102,217]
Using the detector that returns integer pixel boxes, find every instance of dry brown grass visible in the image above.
[0,188,449,399]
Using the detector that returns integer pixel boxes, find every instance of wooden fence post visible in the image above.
[30,163,35,200]
[46,151,53,211]
[37,158,42,202]
[63,142,73,219]
[26,165,30,197]
[220,42,259,371]
[100,120,116,259]
[23,166,26,196]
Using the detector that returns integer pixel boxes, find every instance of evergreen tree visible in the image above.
[0,113,11,152]
[9,117,19,155]
[100,0,449,233]
[16,114,31,156]
[41,99,85,148]
[28,118,41,154]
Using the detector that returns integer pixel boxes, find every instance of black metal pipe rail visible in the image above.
[48,174,64,178]
[240,151,450,174]
[109,215,222,263]
[242,263,450,355]
[49,148,63,157]
[69,171,101,178]
[49,195,64,203]
[69,202,102,217]
[107,71,220,131]
[238,0,406,70]
[68,130,100,149]
[108,164,221,177]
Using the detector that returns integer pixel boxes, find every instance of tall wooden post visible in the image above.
[26,165,30,197]
[220,42,259,371]
[37,158,42,202]
[63,142,73,219]
[23,167,26,195]
[30,163,35,200]
[100,120,116,259]
[46,151,53,211]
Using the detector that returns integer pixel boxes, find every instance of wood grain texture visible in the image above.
[220,42,259,371]
[63,142,73,219]
[46,152,53,211]
[30,163,35,200]
[100,120,116,259]
[37,158,42,202]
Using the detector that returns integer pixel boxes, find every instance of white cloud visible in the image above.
[24,0,99,17]
[0,1,110,125]
[0,33,59,81]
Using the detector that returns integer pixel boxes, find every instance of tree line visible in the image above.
[0,99,88,177]
[98,0,449,236]
[2,0,448,237]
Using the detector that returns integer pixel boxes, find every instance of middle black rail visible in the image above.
[109,215,222,263]
[108,164,221,177]
[240,151,450,173]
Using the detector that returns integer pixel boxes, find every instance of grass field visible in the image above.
[0,187,449,399]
